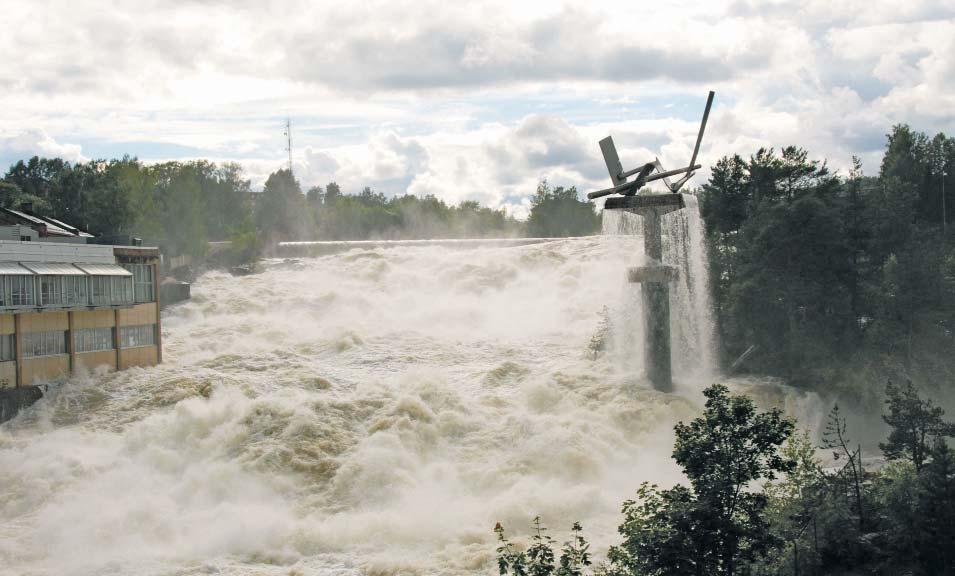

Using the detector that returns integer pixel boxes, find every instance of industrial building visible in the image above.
[0,237,161,391]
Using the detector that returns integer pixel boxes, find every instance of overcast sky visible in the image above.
[1,0,953,217]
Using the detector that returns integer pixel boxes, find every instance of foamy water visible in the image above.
[0,234,817,575]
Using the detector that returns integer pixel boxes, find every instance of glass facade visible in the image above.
[1,272,139,309]
[123,264,156,303]
[111,276,134,305]
[22,331,68,358]
[75,327,115,353]
[119,324,156,348]
[1,275,36,307]
[39,275,89,307]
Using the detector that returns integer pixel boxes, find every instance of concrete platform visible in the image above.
[604,193,686,215]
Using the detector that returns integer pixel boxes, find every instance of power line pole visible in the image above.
[284,117,293,176]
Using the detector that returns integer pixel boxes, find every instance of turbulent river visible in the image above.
[0,234,821,576]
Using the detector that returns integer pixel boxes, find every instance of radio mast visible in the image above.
[284,117,293,176]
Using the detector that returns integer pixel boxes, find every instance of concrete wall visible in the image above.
[0,315,13,335]
[20,310,69,332]
[21,356,70,383]
[73,309,115,329]
[119,345,158,369]
[0,241,114,263]
[118,303,158,326]
[76,350,116,371]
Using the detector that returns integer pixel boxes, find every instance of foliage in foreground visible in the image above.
[495,381,955,576]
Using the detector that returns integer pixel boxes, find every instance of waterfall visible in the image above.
[663,194,716,384]
[601,194,716,388]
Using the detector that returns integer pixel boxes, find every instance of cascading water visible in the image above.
[0,237,820,576]
[600,194,716,388]
[663,194,717,383]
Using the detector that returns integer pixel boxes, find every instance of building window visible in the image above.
[111,276,134,305]
[119,324,156,348]
[65,276,89,306]
[22,331,67,358]
[89,275,134,307]
[40,276,63,306]
[2,275,36,307]
[123,264,155,303]
[39,276,86,306]
[0,334,14,361]
[91,276,110,306]
[75,327,114,353]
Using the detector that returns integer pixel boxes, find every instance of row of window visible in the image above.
[119,324,157,348]
[0,275,141,309]
[23,331,67,358]
[75,327,115,352]
[0,325,158,360]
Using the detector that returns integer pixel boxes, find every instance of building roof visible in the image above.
[0,262,32,275]
[40,216,95,238]
[0,207,93,238]
[20,262,87,275]
[74,263,132,276]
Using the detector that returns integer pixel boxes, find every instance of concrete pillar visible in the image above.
[14,313,22,388]
[114,308,122,370]
[640,208,672,393]
[68,310,76,374]
[153,261,162,363]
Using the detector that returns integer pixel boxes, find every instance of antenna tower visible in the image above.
[284,117,293,176]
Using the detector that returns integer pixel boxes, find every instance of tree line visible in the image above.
[0,157,600,263]
[495,380,955,575]
[699,125,955,403]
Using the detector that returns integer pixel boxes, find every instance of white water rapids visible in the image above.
[0,211,822,575]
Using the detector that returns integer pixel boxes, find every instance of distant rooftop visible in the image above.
[0,207,94,239]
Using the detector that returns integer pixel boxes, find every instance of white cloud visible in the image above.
[0,130,86,165]
[1,0,954,214]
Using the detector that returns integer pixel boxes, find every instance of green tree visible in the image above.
[257,168,308,242]
[759,431,825,575]
[609,384,795,575]
[914,441,955,574]
[880,379,955,472]
[324,181,341,204]
[526,180,599,238]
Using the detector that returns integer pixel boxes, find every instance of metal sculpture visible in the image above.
[589,91,714,392]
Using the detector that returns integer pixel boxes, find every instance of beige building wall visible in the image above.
[118,303,158,326]
[73,310,116,329]
[119,345,158,369]
[76,350,117,371]
[0,361,16,389]
[20,311,69,332]
[21,356,70,383]
[0,315,14,335]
